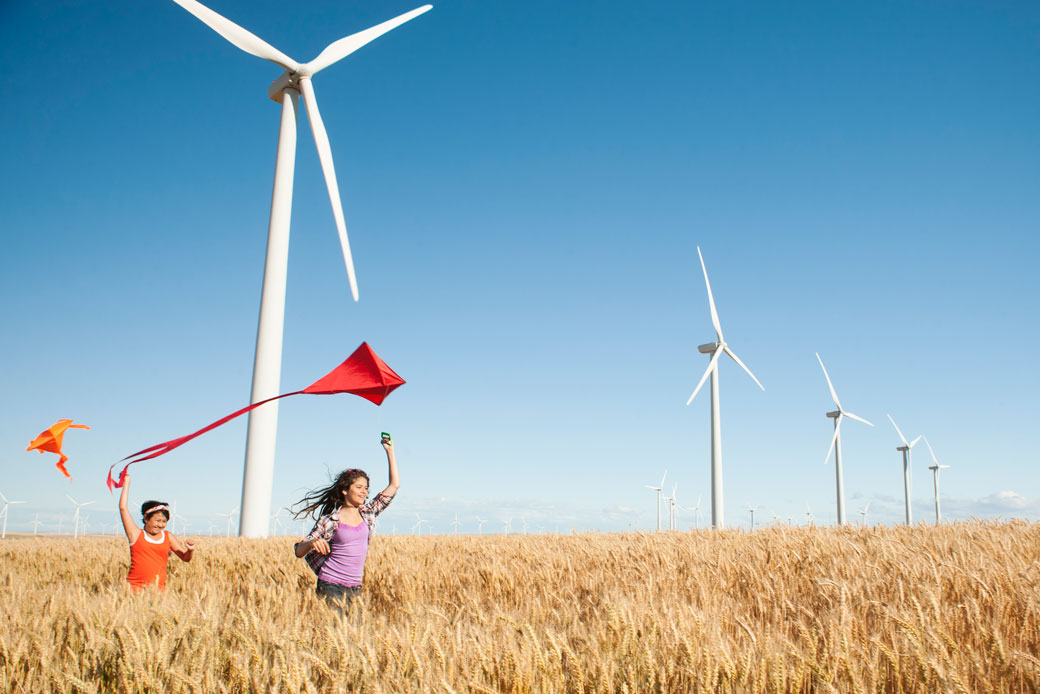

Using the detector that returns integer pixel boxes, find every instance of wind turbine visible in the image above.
[165,0,433,538]
[0,491,26,539]
[520,518,528,535]
[888,415,922,525]
[816,353,875,525]
[216,508,239,537]
[476,517,486,535]
[502,518,512,535]
[747,504,760,530]
[667,483,681,531]
[645,470,667,531]
[66,495,94,540]
[858,502,870,524]
[451,513,460,535]
[175,513,190,535]
[412,513,427,535]
[691,495,702,530]
[805,503,815,527]
[685,247,764,529]
[923,437,951,524]
[31,513,41,536]
[271,509,287,535]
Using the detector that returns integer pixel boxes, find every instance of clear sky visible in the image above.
[2,0,1038,536]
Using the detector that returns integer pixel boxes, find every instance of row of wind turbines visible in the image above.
[679,247,952,530]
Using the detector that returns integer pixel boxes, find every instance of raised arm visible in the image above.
[118,474,141,544]
[378,436,400,498]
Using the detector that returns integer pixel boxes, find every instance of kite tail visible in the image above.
[106,391,304,492]
[56,454,71,479]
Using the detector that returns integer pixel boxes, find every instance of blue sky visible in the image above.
[1,0,1038,536]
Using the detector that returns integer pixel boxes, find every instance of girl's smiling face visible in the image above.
[143,511,168,536]
[343,477,369,507]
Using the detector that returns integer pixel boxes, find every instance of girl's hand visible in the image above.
[184,539,196,552]
[310,538,331,555]
[381,437,393,453]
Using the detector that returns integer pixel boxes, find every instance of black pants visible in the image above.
[316,579,362,615]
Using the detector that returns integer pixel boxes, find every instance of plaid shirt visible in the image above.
[295,492,395,576]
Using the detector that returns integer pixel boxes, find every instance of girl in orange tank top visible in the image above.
[119,474,195,591]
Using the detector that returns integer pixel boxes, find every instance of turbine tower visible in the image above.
[888,415,922,525]
[923,437,950,524]
[165,0,432,537]
[1,491,26,540]
[686,247,764,529]
[747,504,760,530]
[66,495,94,540]
[645,471,667,531]
[816,353,874,525]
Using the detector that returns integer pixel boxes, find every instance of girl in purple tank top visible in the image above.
[292,434,400,613]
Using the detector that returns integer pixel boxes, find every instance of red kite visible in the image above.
[27,419,91,478]
[107,342,404,491]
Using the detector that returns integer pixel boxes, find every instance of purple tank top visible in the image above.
[316,521,370,587]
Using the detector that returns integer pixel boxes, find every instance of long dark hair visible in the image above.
[292,469,370,521]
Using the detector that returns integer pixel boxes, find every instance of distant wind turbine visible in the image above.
[502,518,512,535]
[686,247,765,530]
[691,495,702,530]
[923,437,951,524]
[165,0,433,537]
[805,503,815,527]
[816,353,874,525]
[667,483,681,531]
[66,495,95,540]
[747,504,760,530]
[0,490,26,540]
[858,502,870,524]
[888,415,922,525]
[412,513,428,535]
[216,508,239,537]
[31,513,41,536]
[475,517,486,535]
[451,513,460,535]
[645,470,667,531]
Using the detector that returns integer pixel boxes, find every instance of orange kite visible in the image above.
[27,419,90,478]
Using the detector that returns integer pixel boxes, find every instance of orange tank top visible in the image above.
[126,530,171,591]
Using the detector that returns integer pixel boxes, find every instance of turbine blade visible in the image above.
[169,0,299,71]
[723,345,764,391]
[697,247,724,342]
[815,352,842,410]
[844,411,874,427]
[923,436,939,464]
[824,414,843,465]
[305,5,432,75]
[909,435,922,448]
[887,414,909,447]
[298,79,360,301]
[660,470,668,488]
[686,346,723,405]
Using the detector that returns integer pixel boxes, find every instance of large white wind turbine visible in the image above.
[66,495,94,540]
[645,470,667,531]
[888,415,922,524]
[816,353,874,525]
[165,0,432,538]
[685,248,764,529]
[923,437,951,524]
[0,491,26,539]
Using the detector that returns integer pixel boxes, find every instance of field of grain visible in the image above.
[2,521,1039,693]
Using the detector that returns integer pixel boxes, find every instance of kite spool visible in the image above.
[381,432,392,444]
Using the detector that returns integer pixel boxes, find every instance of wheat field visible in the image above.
[1,521,1039,693]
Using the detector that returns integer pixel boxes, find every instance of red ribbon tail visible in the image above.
[110,391,304,488]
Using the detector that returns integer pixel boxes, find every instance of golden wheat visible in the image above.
[1,521,1038,692]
